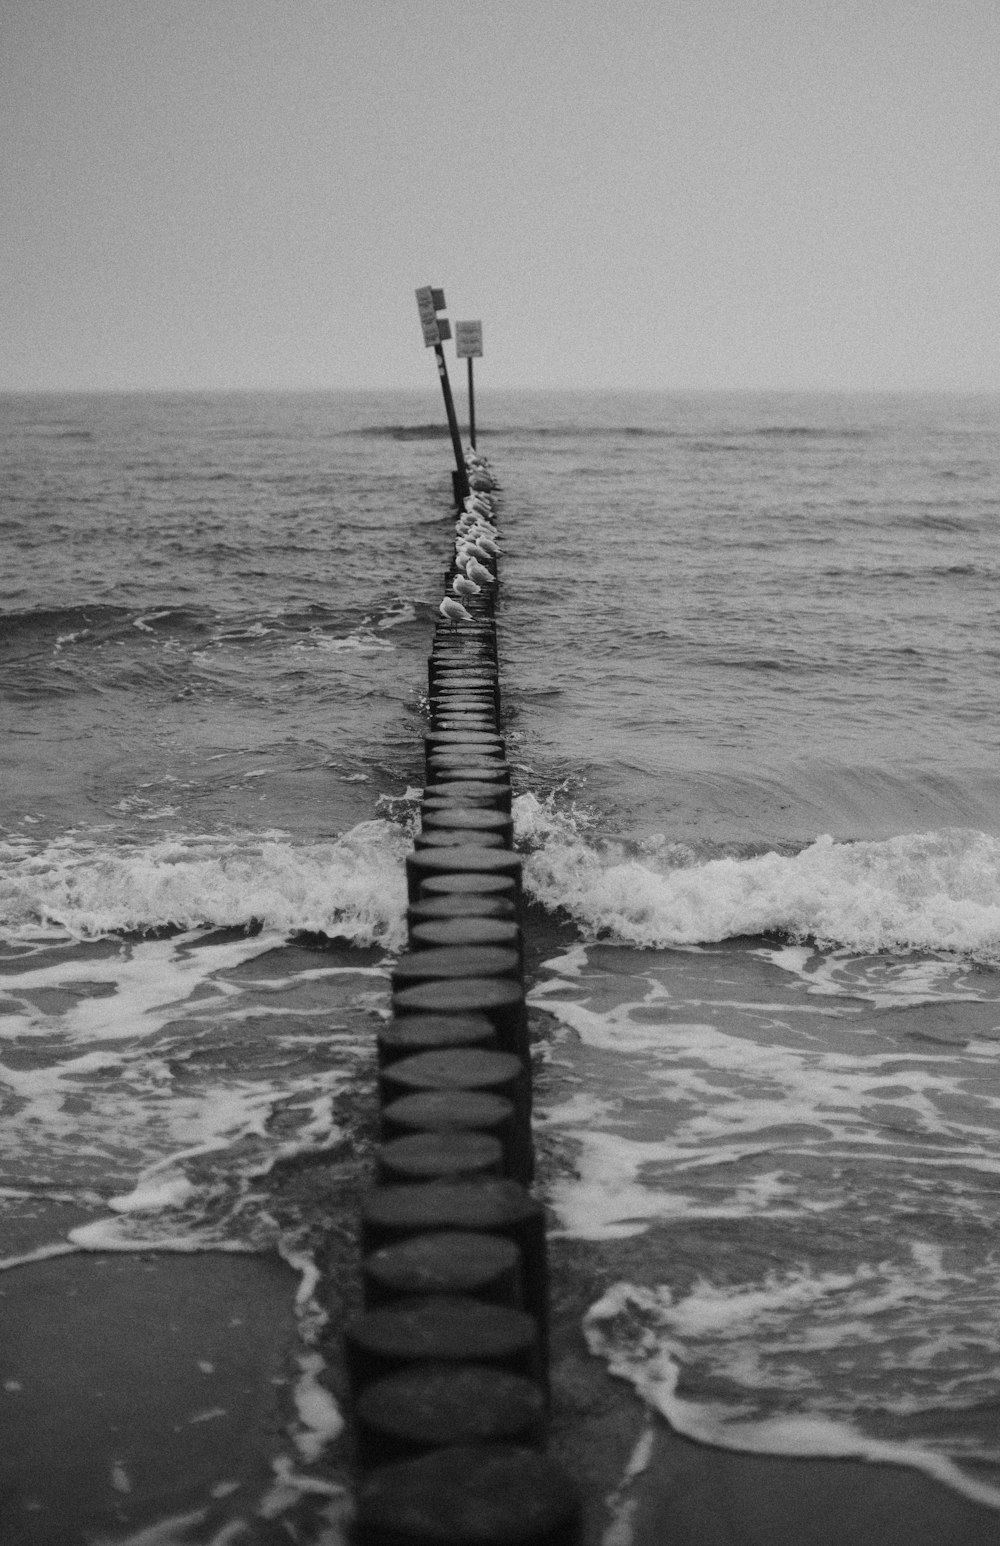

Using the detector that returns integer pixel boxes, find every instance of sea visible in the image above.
[3,387,1000,1530]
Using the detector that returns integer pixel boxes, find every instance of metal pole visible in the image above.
[434,343,469,504]
[467,357,476,450]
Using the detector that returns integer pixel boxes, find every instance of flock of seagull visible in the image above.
[438,459,501,623]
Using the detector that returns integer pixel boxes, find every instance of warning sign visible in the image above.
[415,286,445,348]
[455,321,483,358]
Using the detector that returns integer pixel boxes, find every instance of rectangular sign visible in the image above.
[415,286,441,347]
[455,320,483,358]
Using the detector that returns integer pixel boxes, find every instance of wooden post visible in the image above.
[416,287,469,506]
[434,339,470,505]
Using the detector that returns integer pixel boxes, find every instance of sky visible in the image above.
[2,0,997,393]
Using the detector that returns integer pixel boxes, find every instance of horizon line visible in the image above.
[3,383,998,399]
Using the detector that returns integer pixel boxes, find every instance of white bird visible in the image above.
[455,542,481,569]
[474,535,500,557]
[439,597,473,622]
[452,573,480,597]
[466,557,495,586]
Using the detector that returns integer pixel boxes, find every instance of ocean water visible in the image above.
[4,388,1000,1526]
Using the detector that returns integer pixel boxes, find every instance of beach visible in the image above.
[5,919,1000,1543]
[4,388,1000,1540]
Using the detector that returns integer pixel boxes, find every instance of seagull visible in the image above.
[452,573,480,597]
[439,597,473,622]
[466,557,495,586]
[474,535,500,557]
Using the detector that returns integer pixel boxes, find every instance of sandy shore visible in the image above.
[0,1249,304,1544]
[3,1236,998,1545]
[3,912,1000,1543]
[543,1234,1000,1546]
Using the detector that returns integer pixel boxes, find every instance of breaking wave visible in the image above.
[0,820,410,950]
[515,795,1000,962]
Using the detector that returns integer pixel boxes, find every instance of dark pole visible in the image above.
[467,357,476,450]
[434,343,469,505]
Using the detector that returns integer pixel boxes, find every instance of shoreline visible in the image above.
[3,914,1000,1542]
[4,1236,1000,1545]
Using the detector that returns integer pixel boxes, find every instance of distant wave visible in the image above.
[25,427,95,441]
[0,604,211,648]
[348,422,872,443]
[348,423,453,439]
[750,424,871,439]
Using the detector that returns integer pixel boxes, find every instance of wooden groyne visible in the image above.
[341,457,583,1544]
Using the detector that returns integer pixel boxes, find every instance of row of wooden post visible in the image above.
[341,454,582,1544]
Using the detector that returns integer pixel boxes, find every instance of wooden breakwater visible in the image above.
[341,457,582,1545]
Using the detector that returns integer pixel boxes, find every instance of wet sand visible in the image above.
[3,1239,999,1545]
[543,1236,1000,1546]
[3,912,1000,1542]
[0,1250,303,1545]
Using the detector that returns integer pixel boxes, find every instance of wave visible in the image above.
[7,801,1000,963]
[750,424,871,439]
[0,604,214,649]
[349,423,453,439]
[347,423,873,445]
[514,796,1000,962]
[586,1280,1000,1512]
[0,821,410,949]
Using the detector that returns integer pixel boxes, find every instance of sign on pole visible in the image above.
[455,321,483,358]
[454,322,483,449]
[415,285,445,348]
[414,285,469,503]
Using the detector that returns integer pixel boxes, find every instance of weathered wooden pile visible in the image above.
[342,460,582,1545]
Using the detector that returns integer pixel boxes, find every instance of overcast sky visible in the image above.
[2,0,997,392]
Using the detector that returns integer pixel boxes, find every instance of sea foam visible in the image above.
[585,1278,1000,1512]
[515,795,1000,961]
[0,819,410,948]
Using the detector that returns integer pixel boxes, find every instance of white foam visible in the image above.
[109,1175,196,1212]
[0,921,381,1258]
[291,1352,344,1463]
[585,1280,1000,1512]
[534,962,1000,1240]
[534,933,1000,1499]
[0,820,409,948]
[516,797,1000,962]
[758,940,989,1007]
[67,1217,255,1253]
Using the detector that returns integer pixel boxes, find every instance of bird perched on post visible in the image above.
[439,597,473,622]
[465,557,495,587]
